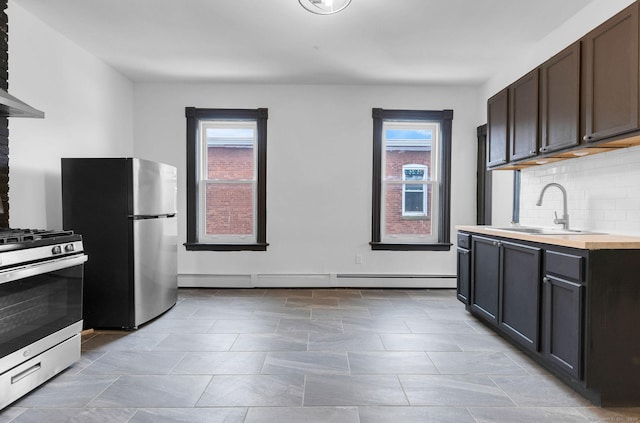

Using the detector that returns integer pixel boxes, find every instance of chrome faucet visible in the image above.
[536,182,569,230]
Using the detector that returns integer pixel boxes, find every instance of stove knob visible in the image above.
[52,245,62,255]
[64,244,75,253]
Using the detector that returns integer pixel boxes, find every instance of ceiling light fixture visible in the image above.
[299,0,352,15]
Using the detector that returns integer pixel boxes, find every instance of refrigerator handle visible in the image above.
[131,214,176,220]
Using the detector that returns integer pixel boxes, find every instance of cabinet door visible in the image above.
[457,247,471,305]
[543,275,584,380]
[471,236,500,323]
[583,3,639,142]
[541,42,581,153]
[487,88,509,168]
[509,69,539,161]
[499,241,541,352]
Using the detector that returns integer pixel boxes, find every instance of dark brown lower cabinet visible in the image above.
[469,236,541,351]
[499,242,541,352]
[470,236,500,322]
[457,230,640,406]
[543,275,583,380]
[456,247,470,304]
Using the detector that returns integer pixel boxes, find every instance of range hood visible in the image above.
[0,88,44,118]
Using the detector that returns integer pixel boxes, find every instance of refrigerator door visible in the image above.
[131,158,177,216]
[132,216,178,327]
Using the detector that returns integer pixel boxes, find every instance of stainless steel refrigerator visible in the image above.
[62,157,177,329]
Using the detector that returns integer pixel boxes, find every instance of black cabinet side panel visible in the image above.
[61,158,134,329]
[587,249,640,406]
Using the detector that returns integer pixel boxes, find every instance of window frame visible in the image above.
[185,107,268,251]
[371,108,453,251]
[198,120,258,244]
[401,164,428,217]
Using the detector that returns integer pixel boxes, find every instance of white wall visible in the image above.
[8,2,482,288]
[482,0,635,101]
[7,2,134,229]
[134,83,482,287]
[482,0,638,231]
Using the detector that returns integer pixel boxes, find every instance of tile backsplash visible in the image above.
[519,145,640,236]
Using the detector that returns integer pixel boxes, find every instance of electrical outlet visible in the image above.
[355,254,363,264]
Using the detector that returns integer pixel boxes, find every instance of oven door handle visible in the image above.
[0,254,88,285]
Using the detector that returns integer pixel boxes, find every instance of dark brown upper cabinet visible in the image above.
[487,1,640,171]
[509,69,539,161]
[540,42,581,153]
[487,88,509,168]
[583,2,639,143]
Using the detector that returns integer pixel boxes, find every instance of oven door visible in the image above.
[0,254,87,372]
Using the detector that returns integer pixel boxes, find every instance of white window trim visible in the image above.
[197,120,258,244]
[402,164,428,217]
[380,121,440,244]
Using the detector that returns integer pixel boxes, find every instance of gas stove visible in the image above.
[0,228,83,267]
[0,228,80,246]
[0,227,86,409]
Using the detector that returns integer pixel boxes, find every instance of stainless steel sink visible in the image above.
[488,226,600,235]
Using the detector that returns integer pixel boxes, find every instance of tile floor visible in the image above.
[3,288,640,422]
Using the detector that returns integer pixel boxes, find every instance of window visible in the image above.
[185,107,268,251]
[402,164,428,216]
[371,108,453,251]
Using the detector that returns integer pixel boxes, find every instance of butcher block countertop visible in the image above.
[456,225,640,250]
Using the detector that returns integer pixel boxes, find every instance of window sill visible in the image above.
[369,242,452,251]
[401,215,430,221]
[184,242,269,251]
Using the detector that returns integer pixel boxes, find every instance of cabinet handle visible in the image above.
[543,277,550,284]
[11,363,41,384]
[584,127,640,143]
[530,150,537,155]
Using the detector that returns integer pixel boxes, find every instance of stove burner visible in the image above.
[0,228,83,267]
[0,229,75,244]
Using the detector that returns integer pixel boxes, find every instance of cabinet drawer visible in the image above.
[457,233,471,249]
[0,334,80,409]
[545,250,584,282]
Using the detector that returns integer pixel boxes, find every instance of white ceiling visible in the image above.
[13,0,597,85]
